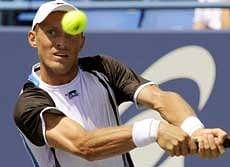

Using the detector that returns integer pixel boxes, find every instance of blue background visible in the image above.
[1,29,229,166]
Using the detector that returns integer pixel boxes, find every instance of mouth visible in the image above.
[54,53,68,58]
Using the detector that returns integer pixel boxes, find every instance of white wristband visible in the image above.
[132,119,161,147]
[180,116,204,136]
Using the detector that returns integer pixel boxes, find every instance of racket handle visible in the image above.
[223,137,230,148]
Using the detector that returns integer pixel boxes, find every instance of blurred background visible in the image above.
[1,0,230,167]
[1,0,230,30]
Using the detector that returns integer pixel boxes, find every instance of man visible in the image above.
[193,0,230,30]
[14,1,227,167]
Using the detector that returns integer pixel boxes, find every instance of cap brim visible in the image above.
[32,2,76,30]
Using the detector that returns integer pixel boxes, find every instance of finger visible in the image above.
[210,128,228,140]
[166,144,175,157]
[180,138,189,156]
[174,146,181,156]
[203,134,212,159]
[166,147,175,157]
[198,138,206,158]
[207,134,218,158]
[215,137,225,155]
[189,138,198,154]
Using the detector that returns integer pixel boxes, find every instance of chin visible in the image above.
[51,63,76,76]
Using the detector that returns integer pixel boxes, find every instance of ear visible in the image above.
[28,31,37,48]
[80,33,85,50]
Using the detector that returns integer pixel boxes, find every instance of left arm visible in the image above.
[136,84,228,158]
[136,84,196,126]
[84,55,227,158]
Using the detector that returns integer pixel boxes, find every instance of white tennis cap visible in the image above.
[32,0,77,30]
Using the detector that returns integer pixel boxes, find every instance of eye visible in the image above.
[47,29,56,36]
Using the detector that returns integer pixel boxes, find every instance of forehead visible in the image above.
[39,11,66,27]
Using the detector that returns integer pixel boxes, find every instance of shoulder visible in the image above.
[79,54,114,68]
[14,81,55,123]
[18,81,54,105]
[79,54,123,74]
[13,81,57,146]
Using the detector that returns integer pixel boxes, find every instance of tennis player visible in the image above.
[13,1,227,166]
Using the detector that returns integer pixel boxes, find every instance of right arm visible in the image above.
[44,113,194,159]
[13,82,135,160]
[44,113,135,161]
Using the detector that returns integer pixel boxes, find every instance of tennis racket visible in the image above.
[223,136,230,148]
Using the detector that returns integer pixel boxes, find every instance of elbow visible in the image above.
[77,151,97,161]
[70,135,98,161]
[79,149,97,161]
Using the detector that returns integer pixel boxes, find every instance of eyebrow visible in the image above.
[39,24,59,30]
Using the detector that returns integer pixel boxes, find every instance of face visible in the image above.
[28,11,85,84]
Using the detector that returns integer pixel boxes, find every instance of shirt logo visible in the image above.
[65,90,79,99]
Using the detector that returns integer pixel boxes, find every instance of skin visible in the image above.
[221,9,230,29]
[193,22,209,30]
[193,9,230,30]
[137,85,227,159]
[28,11,227,161]
[28,12,85,85]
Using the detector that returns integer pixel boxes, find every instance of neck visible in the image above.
[38,66,79,86]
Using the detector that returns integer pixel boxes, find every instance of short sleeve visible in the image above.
[79,55,151,105]
[13,82,64,146]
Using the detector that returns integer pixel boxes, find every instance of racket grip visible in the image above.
[223,137,230,148]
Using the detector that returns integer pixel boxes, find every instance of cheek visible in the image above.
[67,39,82,53]
[37,38,53,53]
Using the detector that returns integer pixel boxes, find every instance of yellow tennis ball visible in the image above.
[61,10,87,35]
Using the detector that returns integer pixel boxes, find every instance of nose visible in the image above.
[56,33,69,49]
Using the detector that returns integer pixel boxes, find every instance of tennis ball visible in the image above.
[61,10,87,35]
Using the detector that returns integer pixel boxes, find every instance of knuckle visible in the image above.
[167,144,173,151]
[173,140,179,146]
[179,136,186,143]
[210,146,217,151]
[204,145,209,150]
[215,128,221,131]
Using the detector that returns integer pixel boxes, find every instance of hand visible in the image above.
[157,122,197,156]
[191,128,227,159]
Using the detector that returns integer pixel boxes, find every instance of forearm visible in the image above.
[157,90,197,126]
[74,125,135,160]
[136,85,196,126]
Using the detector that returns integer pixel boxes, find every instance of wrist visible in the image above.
[180,116,204,136]
[132,118,160,147]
